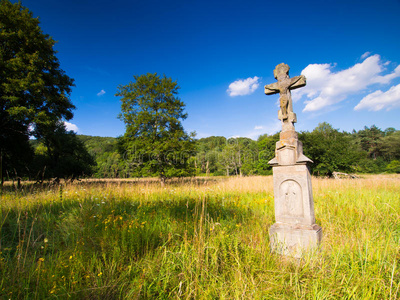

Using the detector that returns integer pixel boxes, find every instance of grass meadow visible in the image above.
[0,175,399,299]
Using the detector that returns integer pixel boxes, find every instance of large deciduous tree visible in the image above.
[0,0,75,183]
[116,73,195,185]
[299,122,362,176]
[355,125,384,160]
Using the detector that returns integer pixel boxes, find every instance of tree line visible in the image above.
[3,121,400,184]
[73,123,400,180]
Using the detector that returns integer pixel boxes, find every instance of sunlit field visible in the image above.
[1,175,399,299]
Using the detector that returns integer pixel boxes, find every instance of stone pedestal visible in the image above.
[269,223,322,258]
[268,129,322,258]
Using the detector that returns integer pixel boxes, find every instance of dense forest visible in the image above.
[72,123,399,179]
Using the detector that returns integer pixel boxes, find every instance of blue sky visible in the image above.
[19,0,400,139]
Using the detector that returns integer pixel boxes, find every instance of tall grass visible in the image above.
[0,175,399,299]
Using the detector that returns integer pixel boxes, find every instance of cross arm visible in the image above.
[289,75,306,90]
[264,82,279,95]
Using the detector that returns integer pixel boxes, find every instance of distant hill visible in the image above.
[77,135,118,156]
[76,135,121,178]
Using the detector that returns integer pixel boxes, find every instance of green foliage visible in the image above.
[386,160,400,173]
[31,122,95,179]
[225,137,257,176]
[300,122,362,176]
[256,132,279,175]
[76,123,400,179]
[77,135,122,178]
[350,125,400,174]
[0,0,75,181]
[0,121,33,181]
[78,135,118,155]
[116,73,195,182]
[354,125,385,160]
[195,136,226,176]
[381,131,400,161]
[195,136,260,176]
[0,0,75,124]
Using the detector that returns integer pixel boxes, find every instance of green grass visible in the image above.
[0,175,399,299]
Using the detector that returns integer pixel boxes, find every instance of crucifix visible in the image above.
[265,63,321,258]
[264,63,306,124]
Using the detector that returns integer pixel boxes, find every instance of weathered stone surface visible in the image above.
[270,139,312,167]
[279,129,297,141]
[269,223,322,258]
[265,63,321,257]
[272,164,315,226]
[264,63,306,123]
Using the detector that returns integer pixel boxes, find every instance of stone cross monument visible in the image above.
[265,63,322,257]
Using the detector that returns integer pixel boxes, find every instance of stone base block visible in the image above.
[269,223,322,258]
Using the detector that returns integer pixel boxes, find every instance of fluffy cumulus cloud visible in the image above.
[354,84,400,111]
[292,54,400,112]
[64,121,79,133]
[97,89,106,96]
[227,76,260,96]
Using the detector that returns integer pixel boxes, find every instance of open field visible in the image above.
[1,175,399,299]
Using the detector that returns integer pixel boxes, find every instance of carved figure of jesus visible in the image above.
[265,63,306,123]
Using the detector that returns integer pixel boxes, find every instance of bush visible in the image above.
[386,160,400,173]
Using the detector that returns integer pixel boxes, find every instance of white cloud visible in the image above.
[354,84,400,111]
[291,54,400,112]
[361,52,371,59]
[227,76,260,96]
[97,89,106,96]
[254,125,263,130]
[64,121,79,133]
